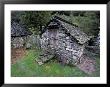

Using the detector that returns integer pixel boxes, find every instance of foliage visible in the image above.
[56,11,100,36]
[11,11,52,34]
[11,11,24,23]
[11,11,100,36]
[20,11,52,34]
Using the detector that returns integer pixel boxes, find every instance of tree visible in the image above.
[19,11,52,34]
[11,11,25,23]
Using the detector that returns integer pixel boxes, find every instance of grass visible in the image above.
[11,49,100,77]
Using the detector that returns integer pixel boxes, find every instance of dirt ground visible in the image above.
[11,48,26,64]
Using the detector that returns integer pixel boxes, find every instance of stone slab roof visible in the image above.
[55,17,91,44]
[47,16,92,44]
[11,22,32,37]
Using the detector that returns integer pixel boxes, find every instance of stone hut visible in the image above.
[37,16,92,65]
[11,21,32,48]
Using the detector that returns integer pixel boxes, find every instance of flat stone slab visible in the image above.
[76,55,96,74]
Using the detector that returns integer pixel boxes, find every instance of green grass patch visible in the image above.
[11,49,100,77]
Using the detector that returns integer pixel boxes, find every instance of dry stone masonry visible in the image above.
[37,16,92,67]
[11,21,40,49]
[11,16,97,74]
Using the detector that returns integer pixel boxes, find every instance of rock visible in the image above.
[36,52,54,65]
[11,37,25,48]
[25,35,41,49]
[36,59,44,65]
[76,55,96,74]
[26,43,32,49]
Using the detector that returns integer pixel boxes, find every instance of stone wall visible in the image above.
[40,29,84,65]
[11,36,26,48]
[11,35,41,49]
[25,35,41,49]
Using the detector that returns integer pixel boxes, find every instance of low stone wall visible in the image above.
[11,36,26,48]
[11,35,41,49]
[25,35,41,49]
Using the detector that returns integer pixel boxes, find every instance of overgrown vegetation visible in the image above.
[11,11,100,36]
[11,49,100,77]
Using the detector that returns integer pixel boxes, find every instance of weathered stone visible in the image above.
[11,37,25,48]
[25,35,38,49]
[36,52,54,65]
[36,59,44,65]
[37,15,95,74]
[11,34,41,49]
